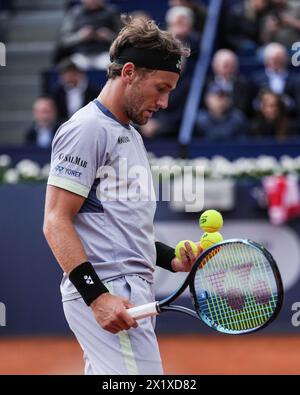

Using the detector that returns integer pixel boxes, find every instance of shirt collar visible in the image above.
[93,99,130,129]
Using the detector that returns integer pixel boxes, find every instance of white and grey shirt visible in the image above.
[48,100,157,302]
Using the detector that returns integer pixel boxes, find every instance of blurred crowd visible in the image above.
[7,0,299,147]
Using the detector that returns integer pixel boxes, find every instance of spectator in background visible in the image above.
[262,0,300,47]
[165,5,201,75]
[55,0,120,69]
[168,0,207,33]
[53,59,98,123]
[25,97,59,148]
[205,49,255,117]
[252,43,300,117]
[222,0,269,53]
[195,83,248,141]
[139,6,200,139]
[251,90,296,139]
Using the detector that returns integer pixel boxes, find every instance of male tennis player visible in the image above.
[43,17,199,375]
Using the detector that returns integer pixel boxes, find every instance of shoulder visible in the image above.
[54,102,109,144]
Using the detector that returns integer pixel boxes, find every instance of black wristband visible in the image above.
[155,241,176,272]
[69,261,109,306]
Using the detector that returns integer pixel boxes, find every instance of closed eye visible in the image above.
[157,87,167,93]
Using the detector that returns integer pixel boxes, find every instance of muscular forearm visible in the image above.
[44,214,87,274]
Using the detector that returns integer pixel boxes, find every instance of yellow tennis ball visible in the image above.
[175,240,198,261]
[200,232,223,250]
[199,209,223,233]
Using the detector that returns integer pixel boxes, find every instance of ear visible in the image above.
[121,62,137,84]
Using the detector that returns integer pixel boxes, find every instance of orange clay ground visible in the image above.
[0,335,299,375]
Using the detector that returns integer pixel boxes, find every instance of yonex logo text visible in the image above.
[55,165,64,173]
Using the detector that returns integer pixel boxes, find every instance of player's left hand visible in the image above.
[171,242,202,272]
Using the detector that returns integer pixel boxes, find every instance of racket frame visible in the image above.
[189,239,284,334]
[128,239,284,334]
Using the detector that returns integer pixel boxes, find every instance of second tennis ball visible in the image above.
[200,232,223,250]
[199,209,223,233]
[175,240,198,261]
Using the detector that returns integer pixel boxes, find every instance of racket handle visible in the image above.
[127,302,159,320]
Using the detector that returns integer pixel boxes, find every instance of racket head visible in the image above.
[189,239,283,334]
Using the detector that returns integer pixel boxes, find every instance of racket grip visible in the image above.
[127,302,159,320]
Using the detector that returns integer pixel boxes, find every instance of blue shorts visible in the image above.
[63,275,163,375]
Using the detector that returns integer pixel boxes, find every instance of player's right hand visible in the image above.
[90,293,138,334]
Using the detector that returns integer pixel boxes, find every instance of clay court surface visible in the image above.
[0,335,299,375]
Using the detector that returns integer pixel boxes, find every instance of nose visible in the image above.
[157,94,169,110]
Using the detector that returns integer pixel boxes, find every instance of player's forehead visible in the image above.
[145,70,179,90]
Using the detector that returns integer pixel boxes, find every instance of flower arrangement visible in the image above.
[1,153,300,184]
[0,155,50,184]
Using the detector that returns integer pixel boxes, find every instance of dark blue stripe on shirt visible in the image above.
[79,178,104,214]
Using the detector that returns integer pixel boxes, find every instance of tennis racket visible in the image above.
[128,239,283,334]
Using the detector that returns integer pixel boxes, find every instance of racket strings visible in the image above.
[193,243,279,333]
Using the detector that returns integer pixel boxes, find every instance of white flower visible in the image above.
[210,156,233,178]
[0,154,12,168]
[3,169,19,184]
[232,158,256,176]
[280,156,295,173]
[16,159,41,179]
[291,156,300,172]
[41,164,50,179]
[256,156,279,173]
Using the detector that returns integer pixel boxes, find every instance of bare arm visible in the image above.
[43,185,138,333]
[43,185,87,273]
